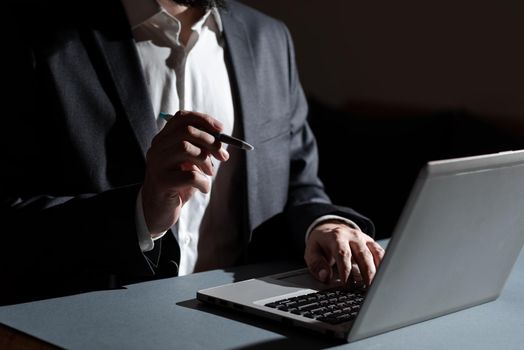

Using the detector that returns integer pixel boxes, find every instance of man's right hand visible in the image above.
[141,110,229,235]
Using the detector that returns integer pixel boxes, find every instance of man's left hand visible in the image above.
[305,221,385,286]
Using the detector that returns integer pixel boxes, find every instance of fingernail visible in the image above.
[214,120,224,131]
[220,148,229,161]
[318,269,328,282]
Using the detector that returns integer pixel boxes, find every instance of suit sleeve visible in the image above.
[0,10,154,299]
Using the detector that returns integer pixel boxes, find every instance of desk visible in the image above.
[1,251,523,350]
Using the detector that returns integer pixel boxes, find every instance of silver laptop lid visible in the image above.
[349,150,524,341]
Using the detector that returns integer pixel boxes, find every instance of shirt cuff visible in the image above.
[305,215,362,243]
[136,188,167,252]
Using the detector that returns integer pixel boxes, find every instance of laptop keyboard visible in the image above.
[265,288,365,324]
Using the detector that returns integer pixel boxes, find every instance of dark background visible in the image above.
[241,0,524,239]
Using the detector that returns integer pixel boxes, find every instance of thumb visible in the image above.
[305,245,332,283]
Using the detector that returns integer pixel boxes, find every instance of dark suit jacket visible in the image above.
[1,0,373,301]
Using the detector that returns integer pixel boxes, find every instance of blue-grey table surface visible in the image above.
[1,247,523,350]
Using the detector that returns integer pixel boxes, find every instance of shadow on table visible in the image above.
[177,298,345,350]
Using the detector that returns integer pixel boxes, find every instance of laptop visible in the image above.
[197,150,524,342]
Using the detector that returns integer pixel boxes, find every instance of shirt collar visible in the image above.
[121,0,223,34]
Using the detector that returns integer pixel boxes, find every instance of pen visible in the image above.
[159,112,254,151]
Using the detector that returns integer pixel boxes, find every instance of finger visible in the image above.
[161,141,224,176]
[181,125,228,162]
[181,154,214,177]
[160,141,214,176]
[181,150,214,177]
[304,242,333,283]
[330,239,352,284]
[166,168,211,194]
[175,110,224,131]
[157,124,227,163]
[349,241,377,286]
[350,257,363,283]
[184,124,217,146]
[165,110,224,136]
[367,241,386,268]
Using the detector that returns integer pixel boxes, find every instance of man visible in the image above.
[1,0,383,302]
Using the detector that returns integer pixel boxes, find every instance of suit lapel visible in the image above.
[90,15,156,159]
[221,8,261,234]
